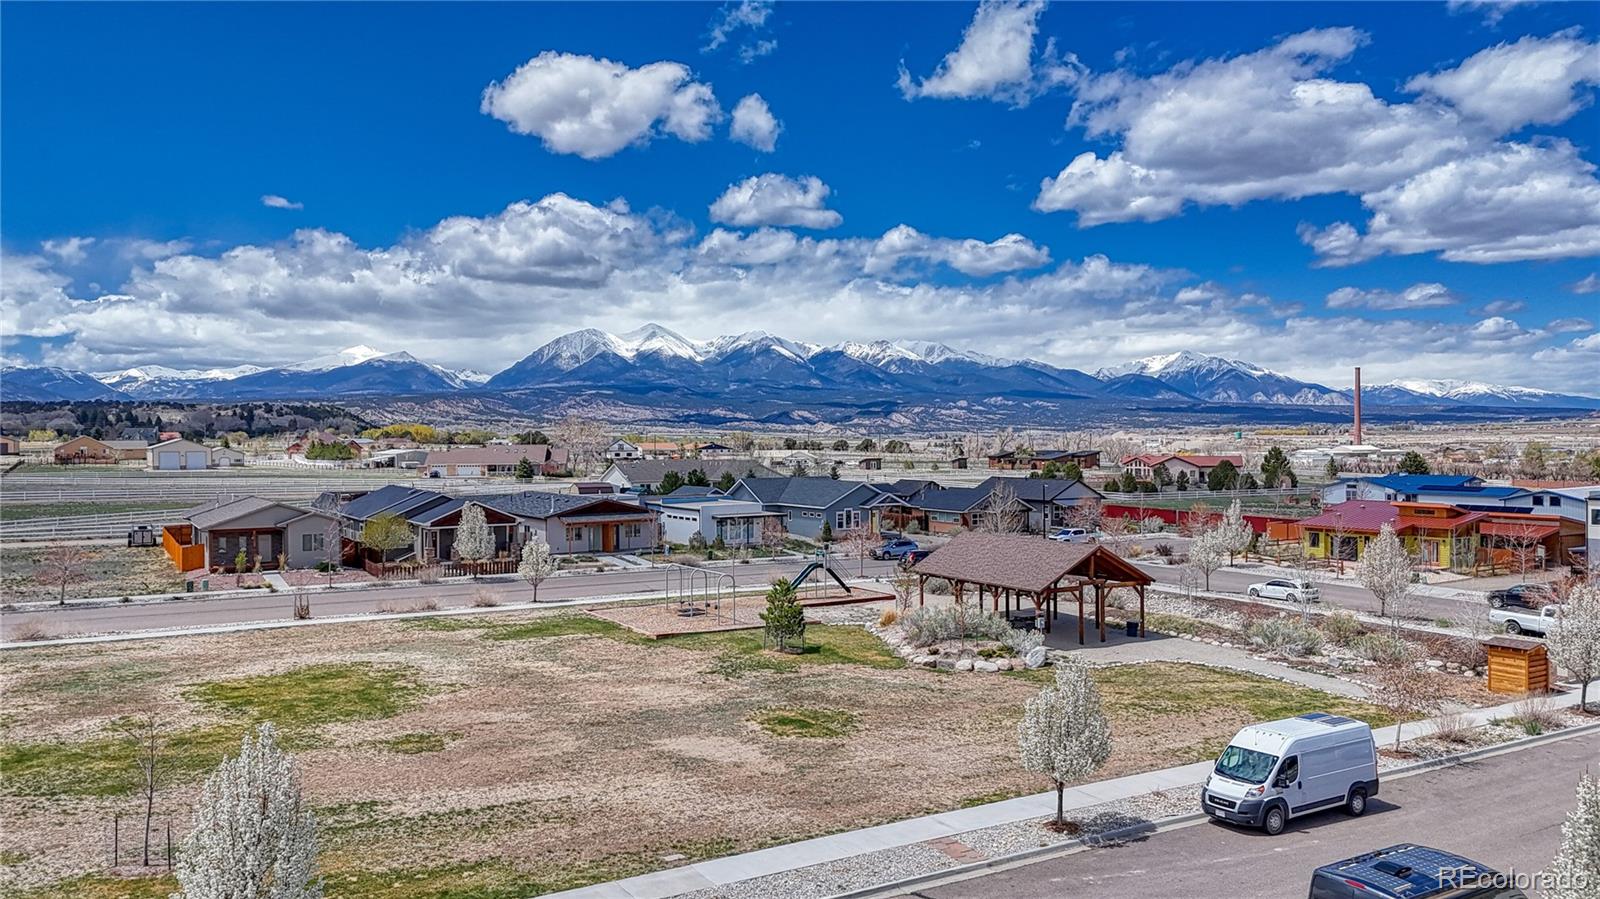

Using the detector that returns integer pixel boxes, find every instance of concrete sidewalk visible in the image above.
[544,682,1598,899]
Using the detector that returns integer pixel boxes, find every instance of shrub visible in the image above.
[878,608,899,628]
[1430,706,1477,744]
[898,606,1013,647]
[1511,694,1564,735]
[417,566,440,585]
[1154,542,1174,558]
[927,578,952,595]
[904,521,923,535]
[1351,632,1410,664]
[1246,616,1325,657]
[471,589,501,608]
[1320,611,1365,647]
[1002,627,1044,657]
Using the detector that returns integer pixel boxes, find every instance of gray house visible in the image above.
[168,496,338,571]
[725,477,886,540]
[989,477,1105,532]
[601,458,781,492]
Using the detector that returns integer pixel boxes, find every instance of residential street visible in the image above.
[1135,559,1487,622]
[909,730,1598,899]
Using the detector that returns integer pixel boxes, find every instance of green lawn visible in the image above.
[0,501,192,522]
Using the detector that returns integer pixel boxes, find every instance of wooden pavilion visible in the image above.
[909,532,1154,645]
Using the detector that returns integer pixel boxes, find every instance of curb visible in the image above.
[826,720,1600,899]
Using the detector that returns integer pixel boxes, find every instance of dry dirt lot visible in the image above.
[0,608,1391,898]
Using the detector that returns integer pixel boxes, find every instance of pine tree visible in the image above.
[1395,451,1430,475]
[1260,446,1291,488]
[657,470,685,494]
[760,578,806,652]
[514,456,536,480]
[714,471,737,492]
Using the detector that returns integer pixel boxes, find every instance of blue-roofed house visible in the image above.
[1321,474,1484,505]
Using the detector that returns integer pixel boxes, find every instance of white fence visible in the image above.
[0,477,554,505]
[1,510,191,542]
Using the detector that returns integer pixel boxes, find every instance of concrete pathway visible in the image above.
[262,572,290,591]
[542,683,1598,899]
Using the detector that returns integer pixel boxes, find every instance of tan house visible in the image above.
[163,496,339,572]
[0,435,18,455]
[422,444,570,478]
[147,438,213,470]
[53,435,121,465]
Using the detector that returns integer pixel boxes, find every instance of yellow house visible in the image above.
[1298,501,1482,569]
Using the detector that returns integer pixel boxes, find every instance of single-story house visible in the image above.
[864,479,946,533]
[909,484,1028,535]
[162,496,339,572]
[603,440,691,461]
[987,449,1102,471]
[422,444,569,478]
[147,438,213,470]
[1321,474,1485,505]
[286,432,366,458]
[990,477,1104,532]
[477,492,657,555]
[1120,453,1244,483]
[947,456,968,469]
[696,442,737,458]
[118,426,159,443]
[857,457,883,470]
[725,477,886,540]
[106,440,152,461]
[600,459,780,493]
[0,435,18,455]
[211,447,247,467]
[1298,500,1582,571]
[53,435,121,464]
[644,488,782,548]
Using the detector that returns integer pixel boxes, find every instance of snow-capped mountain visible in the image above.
[98,363,268,385]
[282,345,390,372]
[84,346,484,400]
[1361,379,1600,410]
[4,365,130,401]
[1098,351,1348,406]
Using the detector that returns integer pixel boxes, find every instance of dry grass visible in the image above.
[0,608,1387,896]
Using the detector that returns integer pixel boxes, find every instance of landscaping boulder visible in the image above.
[1024,647,1047,669]
[955,658,974,672]
[974,660,999,673]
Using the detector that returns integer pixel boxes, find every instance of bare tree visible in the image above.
[1371,646,1443,751]
[1493,520,1547,581]
[1096,514,1134,556]
[973,482,1024,534]
[842,527,879,577]
[552,415,608,476]
[1062,499,1102,533]
[115,708,168,867]
[322,519,342,586]
[891,571,919,612]
[36,544,89,605]
[760,517,788,558]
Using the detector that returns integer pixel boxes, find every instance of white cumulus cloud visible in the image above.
[730,93,781,152]
[897,0,1072,106]
[1407,31,1600,133]
[481,52,721,160]
[709,174,842,229]
[1325,282,1460,310]
[261,194,304,210]
[865,225,1050,277]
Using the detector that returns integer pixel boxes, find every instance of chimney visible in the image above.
[1353,366,1362,445]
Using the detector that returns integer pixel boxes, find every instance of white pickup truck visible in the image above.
[1488,603,1561,636]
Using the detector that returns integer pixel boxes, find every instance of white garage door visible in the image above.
[186,451,209,470]
[157,451,180,470]
[455,465,481,477]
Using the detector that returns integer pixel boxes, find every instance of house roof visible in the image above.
[148,437,207,450]
[424,445,567,466]
[665,485,719,497]
[609,458,779,486]
[402,497,520,526]
[916,485,1002,513]
[183,496,328,531]
[978,477,1102,505]
[1478,520,1561,539]
[1298,501,1400,533]
[339,484,433,520]
[734,477,880,509]
[1122,453,1243,468]
[105,440,150,450]
[910,533,1151,594]
[1364,474,1482,492]
[476,492,649,521]
[1413,484,1529,499]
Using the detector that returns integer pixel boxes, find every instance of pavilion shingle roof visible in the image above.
[910,533,1150,594]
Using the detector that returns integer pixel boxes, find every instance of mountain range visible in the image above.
[4,326,1597,425]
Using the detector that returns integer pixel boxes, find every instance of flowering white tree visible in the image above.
[1219,500,1254,563]
[517,536,558,603]
[452,503,495,578]
[1186,527,1229,592]
[1357,523,1417,632]
[1546,771,1600,899]
[172,723,321,899]
[1548,580,1600,714]
[1017,657,1112,827]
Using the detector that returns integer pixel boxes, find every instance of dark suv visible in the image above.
[1487,583,1555,610]
[1309,845,1527,898]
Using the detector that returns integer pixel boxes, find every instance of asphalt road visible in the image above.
[0,556,902,639]
[1135,560,1487,622]
[910,729,1598,899]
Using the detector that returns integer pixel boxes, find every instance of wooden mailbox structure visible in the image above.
[1481,636,1552,694]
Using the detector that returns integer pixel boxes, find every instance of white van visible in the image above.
[1200,712,1378,836]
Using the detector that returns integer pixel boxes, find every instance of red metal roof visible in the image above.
[1297,501,1399,533]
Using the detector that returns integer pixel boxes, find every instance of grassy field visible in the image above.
[0,545,187,603]
[0,611,1392,898]
[0,501,193,522]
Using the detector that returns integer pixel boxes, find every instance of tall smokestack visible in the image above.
[1353,366,1362,445]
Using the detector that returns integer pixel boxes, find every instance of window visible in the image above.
[302,533,325,553]
[1532,495,1545,506]
[1592,509,1600,526]
[623,524,641,539]
[1308,532,1321,548]
[1276,755,1299,786]
[1548,496,1561,507]
[835,509,862,530]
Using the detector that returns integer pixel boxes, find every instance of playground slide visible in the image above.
[791,561,853,595]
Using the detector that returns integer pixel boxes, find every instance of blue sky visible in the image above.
[2,1,1597,391]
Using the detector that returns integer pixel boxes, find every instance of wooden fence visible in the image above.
[362,557,519,580]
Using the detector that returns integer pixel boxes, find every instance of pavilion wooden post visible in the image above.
[918,574,925,607]
[1077,583,1086,645]
[1097,581,1106,643]
[1138,583,1146,637]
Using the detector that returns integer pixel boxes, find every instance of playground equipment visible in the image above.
[791,545,853,601]
[664,564,737,620]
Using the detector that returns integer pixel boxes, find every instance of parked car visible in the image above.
[1047,527,1092,543]
[870,538,920,560]
[1201,712,1377,836]
[1247,578,1320,603]
[1487,583,1556,610]
[1488,603,1560,636]
[899,548,933,569]
[1309,844,1527,898]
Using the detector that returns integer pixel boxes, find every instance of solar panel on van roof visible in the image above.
[1321,845,1494,897]
[1297,712,1356,727]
